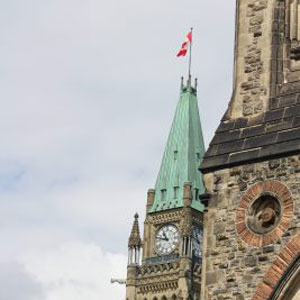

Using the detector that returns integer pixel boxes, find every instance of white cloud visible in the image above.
[21,242,127,300]
[0,262,44,300]
[0,0,236,298]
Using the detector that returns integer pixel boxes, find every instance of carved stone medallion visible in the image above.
[247,194,282,235]
[236,181,293,246]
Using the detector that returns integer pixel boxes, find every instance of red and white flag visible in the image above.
[176,31,192,57]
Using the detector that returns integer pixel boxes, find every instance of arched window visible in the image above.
[270,254,300,299]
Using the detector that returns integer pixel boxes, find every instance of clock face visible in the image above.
[155,224,180,255]
[192,226,203,257]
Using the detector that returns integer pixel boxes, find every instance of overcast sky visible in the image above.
[0,0,236,299]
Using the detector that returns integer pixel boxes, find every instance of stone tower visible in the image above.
[125,77,206,300]
[200,1,300,299]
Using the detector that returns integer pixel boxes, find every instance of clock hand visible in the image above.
[162,232,169,241]
[156,236,168,241]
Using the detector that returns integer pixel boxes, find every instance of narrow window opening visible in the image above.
[174,150,178,161]
[161,189,167,201]
[196,152,201,161]
[174,186,179,199]
[194,189,199,201]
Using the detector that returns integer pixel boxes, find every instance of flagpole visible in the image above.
[188,27,193,79]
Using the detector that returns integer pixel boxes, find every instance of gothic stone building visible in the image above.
[125,0,300,299]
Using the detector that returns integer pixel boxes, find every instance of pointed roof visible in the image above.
[201,91,300,173]
[128,213,142,248]
[150,77,205,213]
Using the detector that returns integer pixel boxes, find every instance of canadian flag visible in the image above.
[176,31,192,57]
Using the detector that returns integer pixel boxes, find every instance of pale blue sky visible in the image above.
[0,0,236,299]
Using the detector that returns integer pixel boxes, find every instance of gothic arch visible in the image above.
[161,296,167,300]
[270,253,300,299]
[171,294,177,300]
[252,234,300,300]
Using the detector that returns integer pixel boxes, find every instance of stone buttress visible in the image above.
[200,1,300,299]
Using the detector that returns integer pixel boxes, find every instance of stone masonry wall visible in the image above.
[241,0,267,116]
[231,0,274,118]
[202,155,300,300]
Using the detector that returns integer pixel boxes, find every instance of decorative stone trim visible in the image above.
[138,281,178,294]
[137,262,180,276]
[236,181,294,247]
[151,211,182,225]
[252,235,300,300]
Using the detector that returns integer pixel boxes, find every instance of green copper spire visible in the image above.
[150,77,205,213]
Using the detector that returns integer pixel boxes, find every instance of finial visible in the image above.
[183,181,192,207]
[187,75,192,89]
[146,189,155,213]
[195,78,198,90]
[181,76,184,90]
[128,212,142,248]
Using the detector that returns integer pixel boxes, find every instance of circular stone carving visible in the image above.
[247,195,281,235]
[236,181,293,247]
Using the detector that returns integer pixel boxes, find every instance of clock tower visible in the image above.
[125,77,206,300]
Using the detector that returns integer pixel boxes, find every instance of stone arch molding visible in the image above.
[252,235,300,300]
[236,180,294,247]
